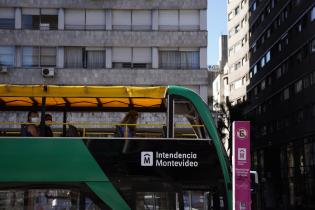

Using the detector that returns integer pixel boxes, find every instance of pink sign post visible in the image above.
[232,121,251,210]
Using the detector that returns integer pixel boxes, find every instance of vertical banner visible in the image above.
[233,121,251,210]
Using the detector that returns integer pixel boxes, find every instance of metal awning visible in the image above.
[0,85,167,111]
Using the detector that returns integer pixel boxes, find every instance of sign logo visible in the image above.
[238,148,247,161]
[140,151,199,167]
[237,128,248,139]
[141,151,153,166]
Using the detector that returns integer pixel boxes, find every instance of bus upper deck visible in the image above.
[0,85,231,210]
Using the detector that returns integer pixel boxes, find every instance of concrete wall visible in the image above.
[0,68,208,86]
[0,0,207,9]
[0,30,207,48]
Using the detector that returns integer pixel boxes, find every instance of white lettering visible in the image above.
[148,151,199,168]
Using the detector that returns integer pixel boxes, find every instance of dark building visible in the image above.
[246,0,315,209]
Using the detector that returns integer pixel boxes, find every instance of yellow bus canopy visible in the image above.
[0,85,167,110]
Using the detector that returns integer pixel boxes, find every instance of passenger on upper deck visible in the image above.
[21,111,40,137]
[117,110,139,137]
[44,114,53,137]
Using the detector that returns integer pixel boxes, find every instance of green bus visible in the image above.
[0,85,231,210]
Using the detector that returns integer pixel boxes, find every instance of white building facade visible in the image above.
[0,0,208,101]
[226,0,250,104]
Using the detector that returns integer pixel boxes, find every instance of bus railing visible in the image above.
[0,121,205,138]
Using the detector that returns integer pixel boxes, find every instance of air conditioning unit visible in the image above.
[42,67,54,77]
[40,23,50,30]
[0,66,8,73]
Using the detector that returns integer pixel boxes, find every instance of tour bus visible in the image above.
[0,85,231,210]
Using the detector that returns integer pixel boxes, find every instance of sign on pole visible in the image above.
[232,121,251,210]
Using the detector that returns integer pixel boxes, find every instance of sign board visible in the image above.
[85,139,224,186]
[232,121,251,210]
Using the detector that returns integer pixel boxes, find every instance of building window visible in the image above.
[312,104,315,118]
[40,47,56,67]
[22,47,39,67]
[266,28,271,38]
[266,51,271,63]
[278,42,282,52]
[260,13,265,22]
[294,51,303,64]
[0,8,15,29]
[228,29,233,38]
[0,46,15,66]
[252,42,257,53]
[253,65,257,74]
[235,24,240,33]
[234,61,241,70]
[229,48,233,56]
[235,6,240,15]
[311,72,315,85]
[242,55,247,65]
[283,88,290,100]
[311,39,315,53]
[276,67,282,78]
[311,6,315,21]
[179,10,200,31]
[296,110,304,123]
[260,57,265,68]
[254,86,258,95]
[235,42,241,52]
[303,76,310,89]
[22,8,58,30]
[228,12,233,21]
[132,48,152,68]
[242,76,246,85]
[241,0,246,9]
[261,80,266,90]
[86,10,106,30]
[295,80,303,93]
[241,18,246,28]
[113,47,152,69]
[252,2,257,12]
[159,10,179,31]
[22,47,56,67]
[65,9,107,30]
[235,79,242,89]
[84,47,105,68]
[132,10,151,31]
[22,9,40,29]
[65,9,85,30]
[159,49,199,69]
[271,0,275,8]
[65,47,83,68]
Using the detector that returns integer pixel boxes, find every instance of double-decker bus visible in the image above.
[0,85,231,210]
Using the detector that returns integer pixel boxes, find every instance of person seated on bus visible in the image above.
[21,111,40,137]
[117,110,139,137]
[44,114,53,137]
[66,124,80,137]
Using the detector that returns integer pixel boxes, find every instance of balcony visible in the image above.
[0,29,207,47]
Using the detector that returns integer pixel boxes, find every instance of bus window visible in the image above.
[0,188,105,210]
[182,191,209,210]
[173,98,210,139]
[136,192,176,210]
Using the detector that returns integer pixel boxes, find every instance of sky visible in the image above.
[207,0,227,66]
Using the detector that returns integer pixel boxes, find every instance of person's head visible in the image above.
[121,110,139,124]
[45,114,52,125]
[27,111,40,123]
